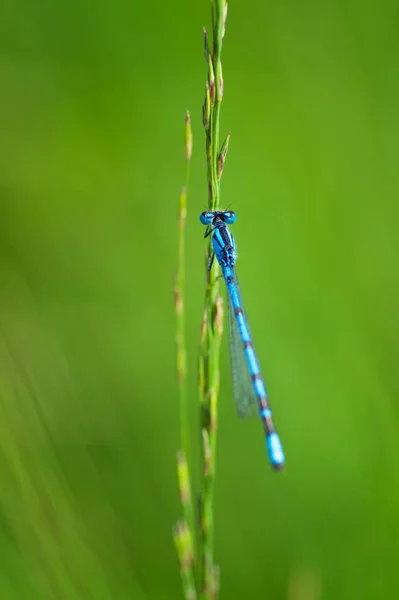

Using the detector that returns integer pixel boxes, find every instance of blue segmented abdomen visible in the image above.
[223,264,285,470]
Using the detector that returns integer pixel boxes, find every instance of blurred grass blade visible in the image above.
[174,112,197,596]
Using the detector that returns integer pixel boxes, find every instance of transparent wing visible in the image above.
[226,272,258,419]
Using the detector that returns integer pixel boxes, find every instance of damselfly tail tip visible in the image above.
[271,460,285,472]
[266,432,285,471]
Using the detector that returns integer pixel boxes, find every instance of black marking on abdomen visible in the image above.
[219,225,232,247]
[260,410,276,435]
[251,373,262,383]
[243,341,253,349]
[234,307,243,316]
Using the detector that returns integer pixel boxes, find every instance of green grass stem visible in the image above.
[198,2,229,598]
[175,110,192,460]
[174,3,230,597]
[174,112,197,600]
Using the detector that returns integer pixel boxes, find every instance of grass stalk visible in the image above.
[174,3,230,598]
[174,112,197,600]
[176,111,193,461]
[198,1,229,598]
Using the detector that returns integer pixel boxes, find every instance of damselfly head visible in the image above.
[200,210,237,225]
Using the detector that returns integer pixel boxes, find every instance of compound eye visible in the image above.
[224,211,236,224]
[200,211,214,225]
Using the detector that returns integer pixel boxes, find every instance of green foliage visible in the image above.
[1,0,399,598]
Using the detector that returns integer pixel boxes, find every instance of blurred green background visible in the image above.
[1,0,399,598]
